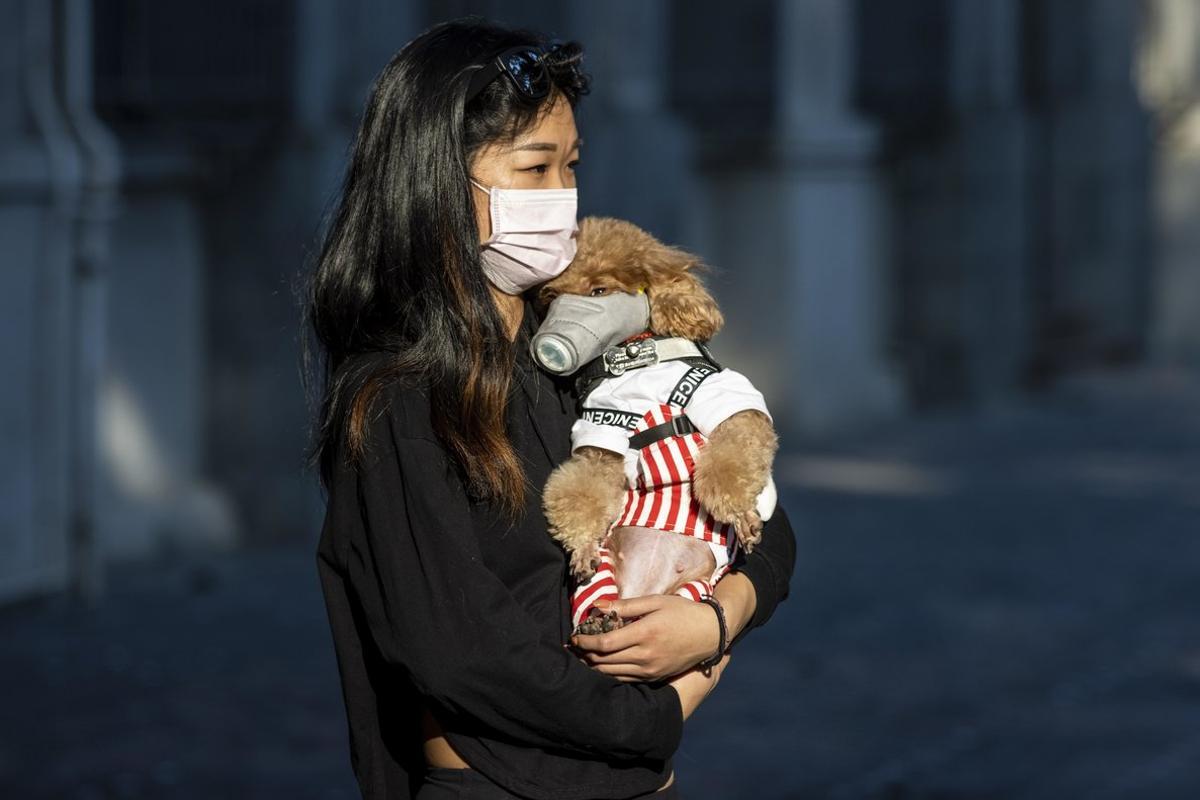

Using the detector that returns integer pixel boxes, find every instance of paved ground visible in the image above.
[2,366,1199,799]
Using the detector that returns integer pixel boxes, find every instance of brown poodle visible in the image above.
[538,216,779,634]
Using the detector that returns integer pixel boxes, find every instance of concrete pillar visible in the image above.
[1140,0,1200,365]
[948,0,1032,401]
[101,156,231,559]
[59,0,120,601]
[691,0,902,436]
[205,0,422,544]
[95,12,236,560]
[567,0,698,243]
[0,0,120,602]
[1035,0,1150,366]
[0,0,77,602]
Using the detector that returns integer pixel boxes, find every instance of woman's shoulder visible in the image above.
[341,350,437,445]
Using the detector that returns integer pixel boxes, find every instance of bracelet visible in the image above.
[696,597,728,675]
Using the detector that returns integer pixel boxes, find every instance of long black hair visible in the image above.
[301,17,589,515]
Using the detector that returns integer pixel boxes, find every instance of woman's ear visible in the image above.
[649,273,725,341]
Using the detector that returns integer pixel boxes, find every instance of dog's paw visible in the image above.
[575,608,624,636]
[694,480,759,528]
[731,508,763,554]
[568,541,605,582]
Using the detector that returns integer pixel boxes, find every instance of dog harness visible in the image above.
[567,340,774,628]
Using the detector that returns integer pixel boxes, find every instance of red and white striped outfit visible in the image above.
[570,546,720,629]
[567,358,774,629]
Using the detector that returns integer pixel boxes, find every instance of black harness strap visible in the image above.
[667,362,719,408]
[626,361,719,450]
[628,415,697,450]
[574,359,614,402]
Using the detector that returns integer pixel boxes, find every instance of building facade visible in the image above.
[1,0,1188,602]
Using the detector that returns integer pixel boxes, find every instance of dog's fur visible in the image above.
[539,216,779,585]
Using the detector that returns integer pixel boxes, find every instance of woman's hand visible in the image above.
[570,573,757,681]
[571,594,717,681]
[668,653,730,721]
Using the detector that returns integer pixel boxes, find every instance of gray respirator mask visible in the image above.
[531,291,651,375]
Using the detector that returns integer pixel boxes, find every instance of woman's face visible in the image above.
[469,94,581,242]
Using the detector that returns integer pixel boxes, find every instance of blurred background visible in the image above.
[2,0,1200,797]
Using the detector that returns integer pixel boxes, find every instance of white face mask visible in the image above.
[471,177,579,295]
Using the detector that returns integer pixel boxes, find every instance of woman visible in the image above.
[305,18,796,800]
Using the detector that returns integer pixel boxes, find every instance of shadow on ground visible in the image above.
[2,367,1199,799]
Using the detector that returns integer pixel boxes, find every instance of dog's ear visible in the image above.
[649,272,724,341]
[635,236,724,340]
[639,237,701,277]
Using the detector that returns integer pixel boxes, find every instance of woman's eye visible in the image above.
[523,164,549,174]
[589,287,608,297]
[567,159,580,171]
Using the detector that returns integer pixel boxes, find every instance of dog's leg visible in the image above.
[691,410,778,552]
[543,447,628,580]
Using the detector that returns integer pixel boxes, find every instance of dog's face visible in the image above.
[538,216,725,341]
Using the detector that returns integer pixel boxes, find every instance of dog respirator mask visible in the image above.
[531,291,651,375]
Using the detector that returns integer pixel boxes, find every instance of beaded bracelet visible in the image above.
[697,596,728,674]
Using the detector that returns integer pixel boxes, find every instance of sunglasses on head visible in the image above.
[464,44,563,106]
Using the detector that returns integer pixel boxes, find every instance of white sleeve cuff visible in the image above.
[756,474,777,521]
[570,418,631,456]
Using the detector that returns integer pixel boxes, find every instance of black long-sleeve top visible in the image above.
[315,301,796,800]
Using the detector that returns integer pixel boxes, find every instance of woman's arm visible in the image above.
[571,505,796,680]
[336,402,688,761]
[726,503,796,644]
